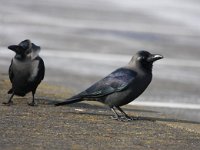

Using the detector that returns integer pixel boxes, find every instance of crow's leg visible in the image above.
[3,93,14,106]
[110,107,122,120]
[116,106,137,121]
[28,90,37,106]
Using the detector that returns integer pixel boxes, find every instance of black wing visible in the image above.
[79,68,137,98]
[34,56,45,84]
[7,59,14,94]
[8,59,14,83]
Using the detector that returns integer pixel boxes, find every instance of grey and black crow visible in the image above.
[55,51,163,121]
[3,39,45,106]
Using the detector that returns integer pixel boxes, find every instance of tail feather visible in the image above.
[55,97,83,106]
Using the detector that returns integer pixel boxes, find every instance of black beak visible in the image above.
[147,54,163,62]
[8,45,19,52]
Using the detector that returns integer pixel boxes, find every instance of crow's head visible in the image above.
[8,39,40,60]
[130,50,163,72]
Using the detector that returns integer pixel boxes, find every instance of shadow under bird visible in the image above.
[55,51,163,121]
[3,39,45,106]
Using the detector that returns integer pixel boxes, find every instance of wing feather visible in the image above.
[80,68,137,98]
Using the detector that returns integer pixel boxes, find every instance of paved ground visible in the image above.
[0,74,200,150]
[0,0,200,122]
[0,1,200,149]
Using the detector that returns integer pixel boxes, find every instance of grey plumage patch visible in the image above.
[28,60,40,81]
[12,58,39,82]
[31,44,41,60]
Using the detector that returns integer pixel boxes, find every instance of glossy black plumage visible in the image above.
[55,50,163,121]
[80,68,137,98]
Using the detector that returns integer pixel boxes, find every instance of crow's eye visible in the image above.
[137,56,149,63]
[141,56,145,60]
[140,56,146,61]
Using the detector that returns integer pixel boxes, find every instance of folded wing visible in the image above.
[79,68,137,98]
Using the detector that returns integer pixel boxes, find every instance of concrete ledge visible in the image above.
[0,74,200,150]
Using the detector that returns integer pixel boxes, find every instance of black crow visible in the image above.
[55,51,163,121]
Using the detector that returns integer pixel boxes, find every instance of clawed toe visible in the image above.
[111,116,119,120]
[131,117,140,120]
[2,101,13,106]
[28,102,38,106]
[120,116,132,122]
[110,115,133,122]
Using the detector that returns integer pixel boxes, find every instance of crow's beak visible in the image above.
[147,54,163,62]
[8,45,19,52]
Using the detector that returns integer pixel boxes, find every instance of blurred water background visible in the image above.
[0,0,200,122]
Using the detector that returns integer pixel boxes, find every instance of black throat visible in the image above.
[141,62,153,73]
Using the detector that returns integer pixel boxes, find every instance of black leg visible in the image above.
[3,93,14,106]
[110,107,121,120]
[28,91,37,106]
[116,106,134,121]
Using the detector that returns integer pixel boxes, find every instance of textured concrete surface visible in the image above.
[1,0,200,123]
[0,74,200,150]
